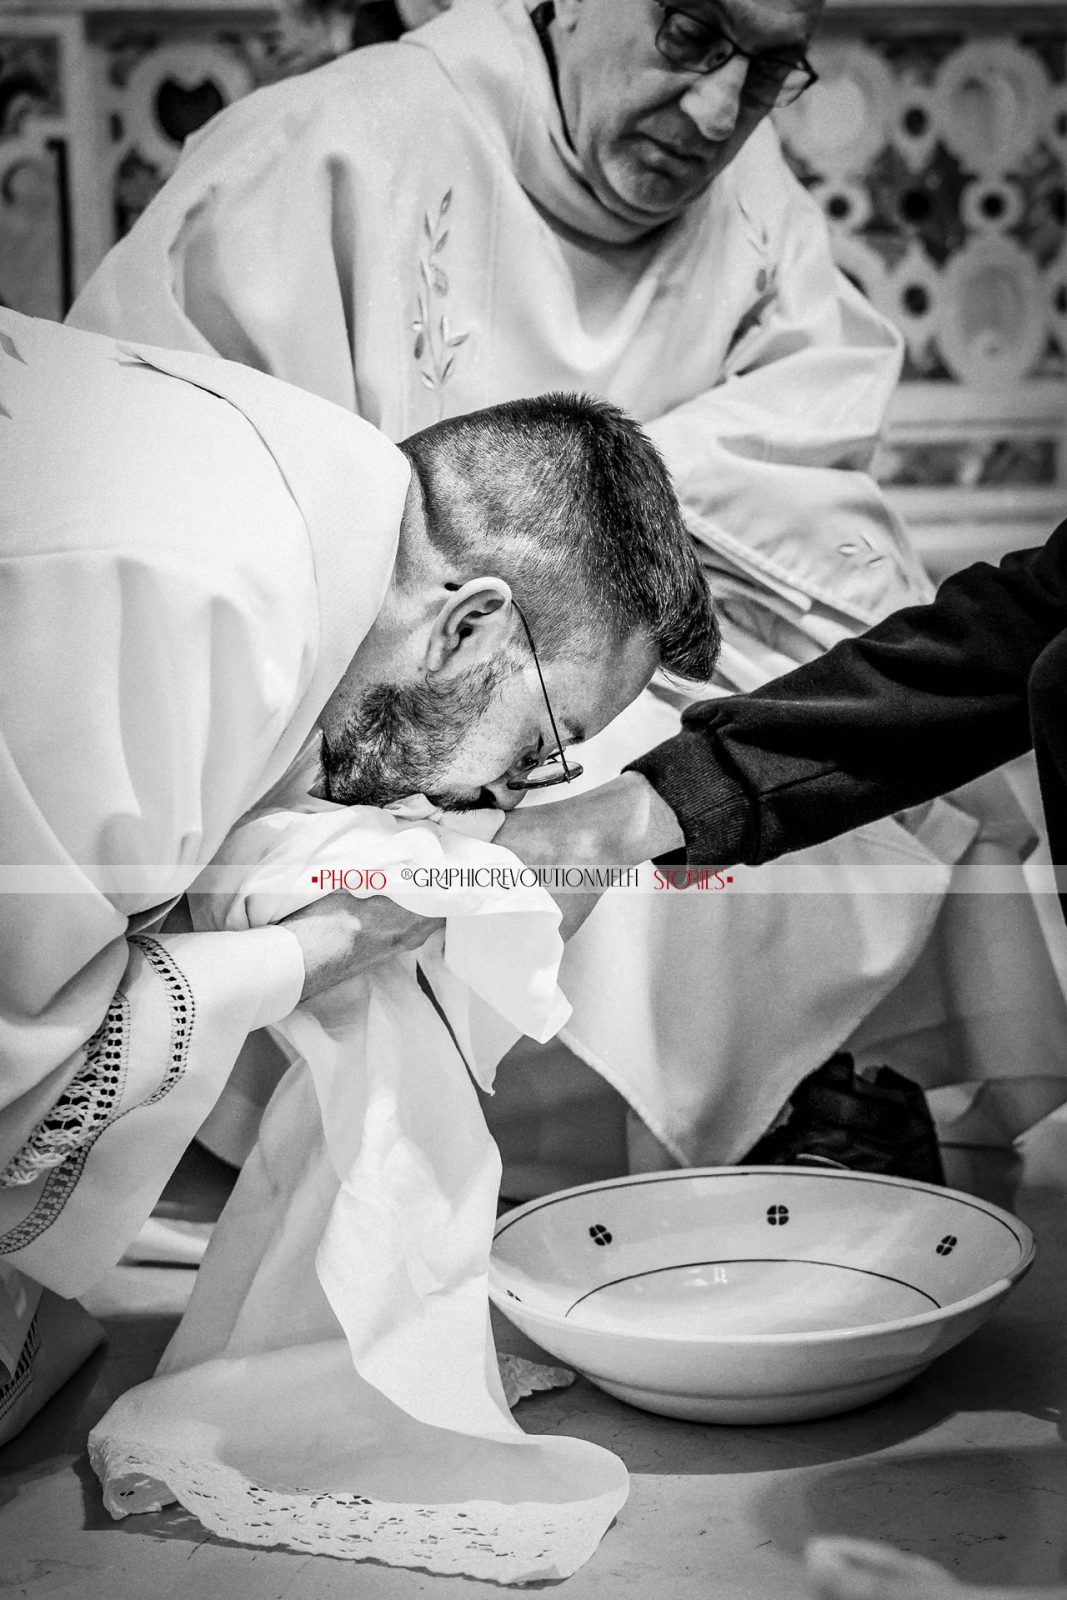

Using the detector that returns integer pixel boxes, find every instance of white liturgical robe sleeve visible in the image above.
[642,136,932,627]
[0,310,409,1295]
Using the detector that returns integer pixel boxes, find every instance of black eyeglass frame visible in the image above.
[505,601,585,792]
[652,1,819,109]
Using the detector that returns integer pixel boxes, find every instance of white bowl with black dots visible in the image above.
[489,1167,1034,1424]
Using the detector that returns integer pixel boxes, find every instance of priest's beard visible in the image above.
[319,658,512,810]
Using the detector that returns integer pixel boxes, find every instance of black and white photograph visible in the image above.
[1,0,1065,1594]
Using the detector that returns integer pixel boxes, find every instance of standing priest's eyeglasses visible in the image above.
[653,2,819,109]
[505,601,585,791]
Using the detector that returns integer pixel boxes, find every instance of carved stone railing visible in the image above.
[0,0,302,318]
[2,0,1063,573]
[776,0,1067,572]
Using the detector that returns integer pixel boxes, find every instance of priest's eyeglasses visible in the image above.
[505,601,585,791]
[653,2,819,109]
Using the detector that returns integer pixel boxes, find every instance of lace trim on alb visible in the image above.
[0,995,130,1188]
[128,935,195,1106]
[0,937,195,1253]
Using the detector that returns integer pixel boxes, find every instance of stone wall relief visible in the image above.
[1,3,1063,558]
[0,25,70,319]
[775,20,1066,517]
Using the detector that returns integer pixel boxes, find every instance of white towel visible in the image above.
[90,785,628,1582]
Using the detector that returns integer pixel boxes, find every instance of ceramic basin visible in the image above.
[489,1167,1034,1424]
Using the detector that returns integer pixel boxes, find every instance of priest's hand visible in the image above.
[496,771,684,939]
[282,893,444,1002]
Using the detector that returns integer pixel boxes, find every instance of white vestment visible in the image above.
[0,311,407,1397]
[69,0,1067,1188]
[89,773,632,1582]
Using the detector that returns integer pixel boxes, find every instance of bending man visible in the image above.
[0,309,714,1438]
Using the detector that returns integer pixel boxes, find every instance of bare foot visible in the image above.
[806,1537,1067,1600]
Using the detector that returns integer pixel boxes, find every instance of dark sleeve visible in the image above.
[630,520,1067,865]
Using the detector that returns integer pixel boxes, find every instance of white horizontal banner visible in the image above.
[0,864,1064,896]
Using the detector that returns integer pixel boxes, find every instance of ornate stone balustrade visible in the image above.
[0,0,306,320]
[1,0,1064,571]
[776,0,1066,570]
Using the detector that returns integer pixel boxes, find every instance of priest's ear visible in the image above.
[424,578,513,680]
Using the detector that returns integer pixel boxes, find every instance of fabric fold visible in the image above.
[90,791,628,1581]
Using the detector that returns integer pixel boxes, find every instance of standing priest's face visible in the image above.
[552,0,822,228]
[318,603,657,813]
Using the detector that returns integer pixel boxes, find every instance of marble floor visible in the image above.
[1,1119,1064,1600]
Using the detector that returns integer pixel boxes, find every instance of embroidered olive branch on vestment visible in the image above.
[412,189,469,415]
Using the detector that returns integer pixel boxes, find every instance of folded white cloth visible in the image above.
[90,785,628,1582]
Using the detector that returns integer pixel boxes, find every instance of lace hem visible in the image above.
[1,935,193,1193]
[90,1429,616,1584]
[0,996,129,1188]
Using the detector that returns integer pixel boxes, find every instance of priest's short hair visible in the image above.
[399,392,720,682]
